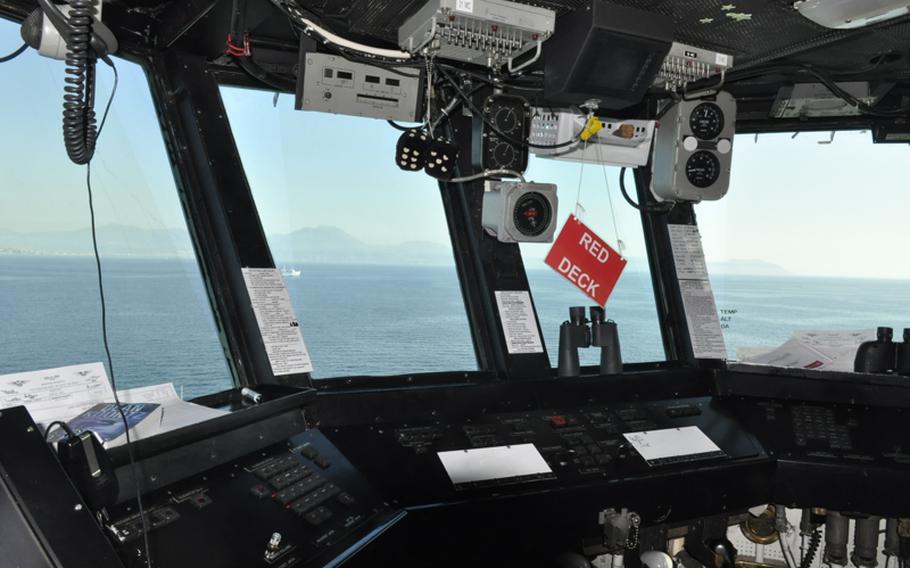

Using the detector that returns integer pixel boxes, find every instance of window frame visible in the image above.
[138,53,685,394]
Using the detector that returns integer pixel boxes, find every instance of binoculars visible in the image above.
[854,327,910,375]
[557,306,623,378]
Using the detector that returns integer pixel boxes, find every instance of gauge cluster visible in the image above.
[477,94,530,174]
[651,92,736,203]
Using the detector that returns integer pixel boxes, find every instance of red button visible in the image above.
[549,415,568,428]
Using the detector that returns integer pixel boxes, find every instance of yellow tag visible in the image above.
[580,116,604,142]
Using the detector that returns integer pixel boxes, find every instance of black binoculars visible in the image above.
[557,306,622,378]
[854,327,910,375]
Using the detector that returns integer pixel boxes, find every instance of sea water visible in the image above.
[2,255,909,398]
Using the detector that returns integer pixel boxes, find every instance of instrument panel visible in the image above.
[108,429,401,568]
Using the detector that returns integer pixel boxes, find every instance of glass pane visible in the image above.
[0,22,232,398]
[220,86,477,378]
[520,157,665,366]
[696,131,910,363]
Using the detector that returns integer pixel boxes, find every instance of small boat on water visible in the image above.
[280,267,301,278]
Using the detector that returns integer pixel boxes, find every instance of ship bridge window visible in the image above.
[220,87,477,378]
[519,158,666,366]
[697,131,910,369]
[0,21,232,397]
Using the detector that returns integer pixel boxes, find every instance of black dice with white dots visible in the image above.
[395,128,430,171]
[423,137,459,180]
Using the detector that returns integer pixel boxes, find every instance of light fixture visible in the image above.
[794,0,910,29]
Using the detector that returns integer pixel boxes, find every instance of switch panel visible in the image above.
[296,52,422,122]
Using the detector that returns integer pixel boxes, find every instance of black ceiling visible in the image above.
[302,0,910,77]
[1,0,908,129]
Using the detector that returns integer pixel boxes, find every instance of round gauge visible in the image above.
[494,107,520,135]
[513,192,552,237]
[685,151,721,188]
[492,142,517,169]
[689,103,725,140]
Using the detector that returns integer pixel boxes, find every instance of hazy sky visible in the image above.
[2,18,908,279]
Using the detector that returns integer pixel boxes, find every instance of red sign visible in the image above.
[544,215,627,307]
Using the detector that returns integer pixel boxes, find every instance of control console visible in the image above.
[108,429,402,568]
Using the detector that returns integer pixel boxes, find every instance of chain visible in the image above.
[627,513,641,550]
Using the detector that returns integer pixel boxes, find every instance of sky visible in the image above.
[2,17,909,279]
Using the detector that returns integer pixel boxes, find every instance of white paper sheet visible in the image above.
[679,280,728,359]
[623,426,724,465]
[740,330,874,372]
[668,225,710,280]
[117,383,228,438]
[740,338,832,370]
[0,363,227,441]
[495,291,545,354]
[668,225,726,359]
[0,362,115,429]
[242,268,314,375]
[437,444,552,486]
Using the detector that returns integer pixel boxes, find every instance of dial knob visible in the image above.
[685,151,721,188]
[494,107,520,134]
[513,192,552,237]
[690,103,725,140]
[491,142,517,169]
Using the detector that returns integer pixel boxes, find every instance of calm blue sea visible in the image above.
[2,255,909,399]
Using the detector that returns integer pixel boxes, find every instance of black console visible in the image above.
[5,370,910,568]
[107,429,402,568]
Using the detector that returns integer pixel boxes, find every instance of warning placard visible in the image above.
[544,215,627,307]
[494,291,544,355]
[241,268,314,376]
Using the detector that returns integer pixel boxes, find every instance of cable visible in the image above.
[0,43,28,63]
[718,63,910,118]
[436,64,580,151]
[387,120,412,131]
[450,169,526,183]
[44,420,77,442]
[62,0,100,165]
[800,530,821,568]
[235,53,296,91]
[85,58,153,568]
[298,16,411,60]
[618,167,673,214]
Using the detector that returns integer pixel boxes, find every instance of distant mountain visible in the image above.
[268,226,452,265]
[0,225,194,257]
[0,224,454,265]
[707,259,790,276]
[0,225,792,273]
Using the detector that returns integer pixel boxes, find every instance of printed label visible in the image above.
[669,224,726,359]
[494,291,544,354]
[242,268,314,376]
[455,0,474,13]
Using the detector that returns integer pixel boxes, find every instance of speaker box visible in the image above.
[543,1,673,109]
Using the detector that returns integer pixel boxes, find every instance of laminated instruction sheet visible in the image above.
[668,224,727,359]
[494,291,544,355]
[242,268,314,375]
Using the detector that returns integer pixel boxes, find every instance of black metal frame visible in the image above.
[144,48,312,389]
[164,59,680,388]
[633,167,697,365]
